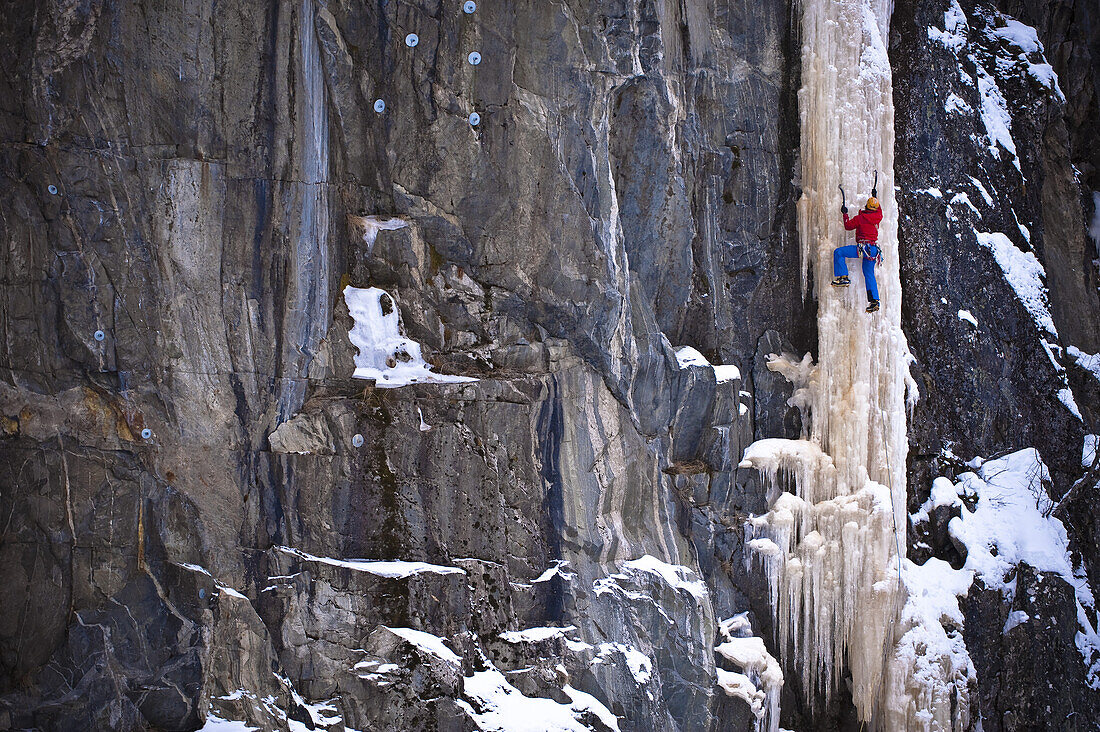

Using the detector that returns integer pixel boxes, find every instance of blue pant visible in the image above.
[833,244,879,301]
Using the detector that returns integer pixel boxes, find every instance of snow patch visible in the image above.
[975,231,1055,335]
[967,177,993,206]
[940,449,1100,686]
[1068,346,1100,383]
[458,667,620,731]
[532,560,574,584]
[917,187,944,198]
[344,286,477,387]
[957,310,978,327]
[1058,388,1083,421]
[174,562,248,599]
[618,555,708,601]
[675,346,741,382]
[199,716,260,732]
[950,450,1063,588]
[595,642,653,685]
[499,626,577,644]
[990,18,1039,54]
[1012,210,1031,243]
[675,346,709,368]
[944,93,971,115]
[275,546,466,578]
[928,0,968,52]
[1003,610,1030,634]
[949,192,980,217]
[989,18,1064,99]
[974,66,1020,170]
[385,627,462,666]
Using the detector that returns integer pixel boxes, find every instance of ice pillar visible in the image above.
[742,0,922,725]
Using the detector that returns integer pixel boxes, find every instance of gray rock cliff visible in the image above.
[0,0,1097,730]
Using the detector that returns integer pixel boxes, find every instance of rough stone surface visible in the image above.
[0,0,1097,730]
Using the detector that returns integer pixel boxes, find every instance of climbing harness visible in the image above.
[857,241,883,265]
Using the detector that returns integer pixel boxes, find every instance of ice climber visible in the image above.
[831,196,883,312]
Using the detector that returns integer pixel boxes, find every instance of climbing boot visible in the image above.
[866,299,880,313]
[831,276,850,287]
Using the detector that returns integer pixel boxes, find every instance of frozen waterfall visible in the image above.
[741,1,970,729]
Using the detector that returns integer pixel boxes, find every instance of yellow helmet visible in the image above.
[865,197,880,211]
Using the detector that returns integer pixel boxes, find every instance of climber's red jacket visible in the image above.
[843,207,883,243]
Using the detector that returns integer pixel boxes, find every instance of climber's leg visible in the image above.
[833,245,857,286]
[862,255,879,302]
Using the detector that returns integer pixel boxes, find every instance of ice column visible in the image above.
[741,0,943,726]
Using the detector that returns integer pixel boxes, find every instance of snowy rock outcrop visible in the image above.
[0,0,1098,730]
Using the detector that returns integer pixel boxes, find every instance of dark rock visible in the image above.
[963,565,1099,730]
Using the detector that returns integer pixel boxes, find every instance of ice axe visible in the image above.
[871,170,878,198]
[839,184,847,213]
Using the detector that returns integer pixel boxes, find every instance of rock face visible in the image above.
[0,1,1096,732]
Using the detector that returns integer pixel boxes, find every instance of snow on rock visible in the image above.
[384,627,462,666]
[1058,388,1084,421]
[950,449,1067,586]
[975,65,1020,170]
[967,176,993,206]
[988,18,1064,99]
[716,669,768,719]
[1085,435,1099,468]
[674,346,741,382]
[531,560,575,584]
[458,667,620,731]
[949,191,981,217]
[615,555,709,602]
[1013,210,1031,242]
[910,476,963,525]
[1003,610,1030,634]
[674,346,709,368]
[1068,346,1100,383]
[174,562,248,599]
[944,93,970,115]
[344,286,477,387]
[594,642,653,685]
[713,620,782,732]
[975,231,1055,335]
[927,0,968,52]
[499,626,577,644]
[936,448,1100,688]
[275,546,466,578]
[916,187,944,198]
[990,17,1040,54]
[714,365,741,382]
[931,476,962,509]
[199,715,260,732]
[957,309,978,327]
